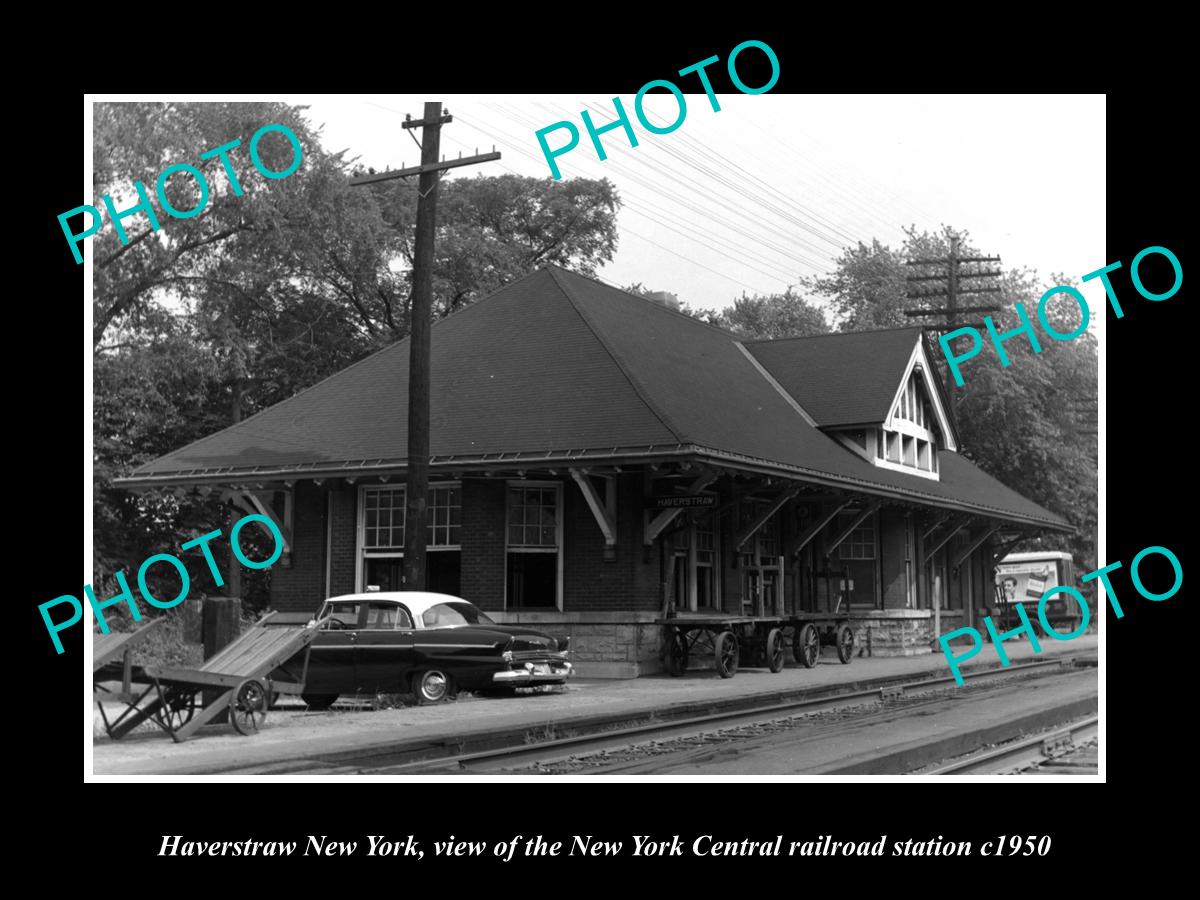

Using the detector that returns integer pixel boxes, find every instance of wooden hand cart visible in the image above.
[94,618,165,735]
[659,610,857,679]
[96,612,323,742]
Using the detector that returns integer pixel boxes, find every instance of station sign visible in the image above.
[647,493,717,509]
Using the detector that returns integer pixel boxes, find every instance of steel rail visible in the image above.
[381,655,1094,774]
[925,715,1099,775]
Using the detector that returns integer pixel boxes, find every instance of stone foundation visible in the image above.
[487,609,979,673]
[849,609,970,656]
[488,611,662,678]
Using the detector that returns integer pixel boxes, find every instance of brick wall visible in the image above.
[879,507,908,609]
[461,478,506,611]
[563,472,658,612]
[329,486,356,596]
[268,481,326,613]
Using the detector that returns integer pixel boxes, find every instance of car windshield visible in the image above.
[421,601,496,628]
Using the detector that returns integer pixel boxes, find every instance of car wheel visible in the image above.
[412,669,456,705]
[301,693,338,711]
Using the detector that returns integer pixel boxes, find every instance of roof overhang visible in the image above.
[115,442,1071,533]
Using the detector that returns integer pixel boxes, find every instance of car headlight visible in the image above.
[501,650,513,663]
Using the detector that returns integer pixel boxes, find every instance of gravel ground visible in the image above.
[91,635,1097,775]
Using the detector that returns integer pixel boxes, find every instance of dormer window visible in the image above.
[821,334,956,482]
[874,366,941,479]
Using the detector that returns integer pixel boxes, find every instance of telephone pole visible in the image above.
[903,233,1003,332]
[350,103,499,591]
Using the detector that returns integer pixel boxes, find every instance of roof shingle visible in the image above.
[123,267,1068,529]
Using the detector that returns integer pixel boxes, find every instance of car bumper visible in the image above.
[493,661,573,685]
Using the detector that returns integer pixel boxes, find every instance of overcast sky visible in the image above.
[296,94,1105,313]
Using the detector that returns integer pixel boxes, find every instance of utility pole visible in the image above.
[903,233,1003,332]
[350,103,499,591]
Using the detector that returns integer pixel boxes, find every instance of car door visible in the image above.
[305,600,364,694]
[354,600,417,694]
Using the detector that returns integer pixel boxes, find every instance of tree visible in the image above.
[802,237,908,330]
[370,173,621,323]
[92,103,623,606]
[714,290,829,339]
[623,284,830,337]
[802,226,1098,579]
[92,102,360,348]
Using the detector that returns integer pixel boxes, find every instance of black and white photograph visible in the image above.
[73,89,1117,784]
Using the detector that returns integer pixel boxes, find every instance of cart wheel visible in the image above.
[714,631,739,678]
[667,631,689,676]
[154,687,196,732]
[766,628,785,673]
[412,669,456,705]
[798,624,820,668]
[230,679,269,735]
[302,693,339,710]
[836,624,855,664]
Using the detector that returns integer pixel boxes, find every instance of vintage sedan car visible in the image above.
[283,592,572,708]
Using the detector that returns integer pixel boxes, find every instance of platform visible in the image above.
[91,634,1098,776]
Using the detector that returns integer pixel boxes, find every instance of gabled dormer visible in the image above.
[744,327,958,482]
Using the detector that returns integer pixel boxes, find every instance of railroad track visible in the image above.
[375,654,1096,775]
[922,715,1098,776]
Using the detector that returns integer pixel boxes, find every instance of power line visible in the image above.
[456,107,826,277]
[508,102,834,273]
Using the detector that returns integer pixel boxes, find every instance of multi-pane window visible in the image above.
[835,510,879,609]
[757,523,778,560]
[362,485,461,550]
[427,485,461,547]
[739,499,780,568]
[838,514,876,560]
[506,483,561,609]
[694,515,716,609]
[875,368,942,478]
[695,518,715,564]
[507,486,559,547]
[360,484,462,594]
[363,487,406,549]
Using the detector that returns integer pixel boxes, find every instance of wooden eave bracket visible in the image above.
[784,499,852,558]
[222,487,294,553]
[735,486,800,550]
[823,502,881,558]
[922,515,971,567]
[570,468,616,547]
[644,471,717,545]
[950,523,1003,572]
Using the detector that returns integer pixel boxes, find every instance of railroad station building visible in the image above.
[120,267,1070,677]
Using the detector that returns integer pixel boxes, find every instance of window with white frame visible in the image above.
[359,483,461,594]
[506,482,562,609]
[874,367,942,479]
[835,510,879,609]
[838,515,876,560]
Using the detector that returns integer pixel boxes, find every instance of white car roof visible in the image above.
[1000,551,1073,562]
[324,591,470,618]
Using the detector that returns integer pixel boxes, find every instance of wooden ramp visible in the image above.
[93,619,166,739]
[94,618,163,671]
[105,612,322,743]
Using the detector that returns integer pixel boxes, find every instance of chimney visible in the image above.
[646,291,680,310]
